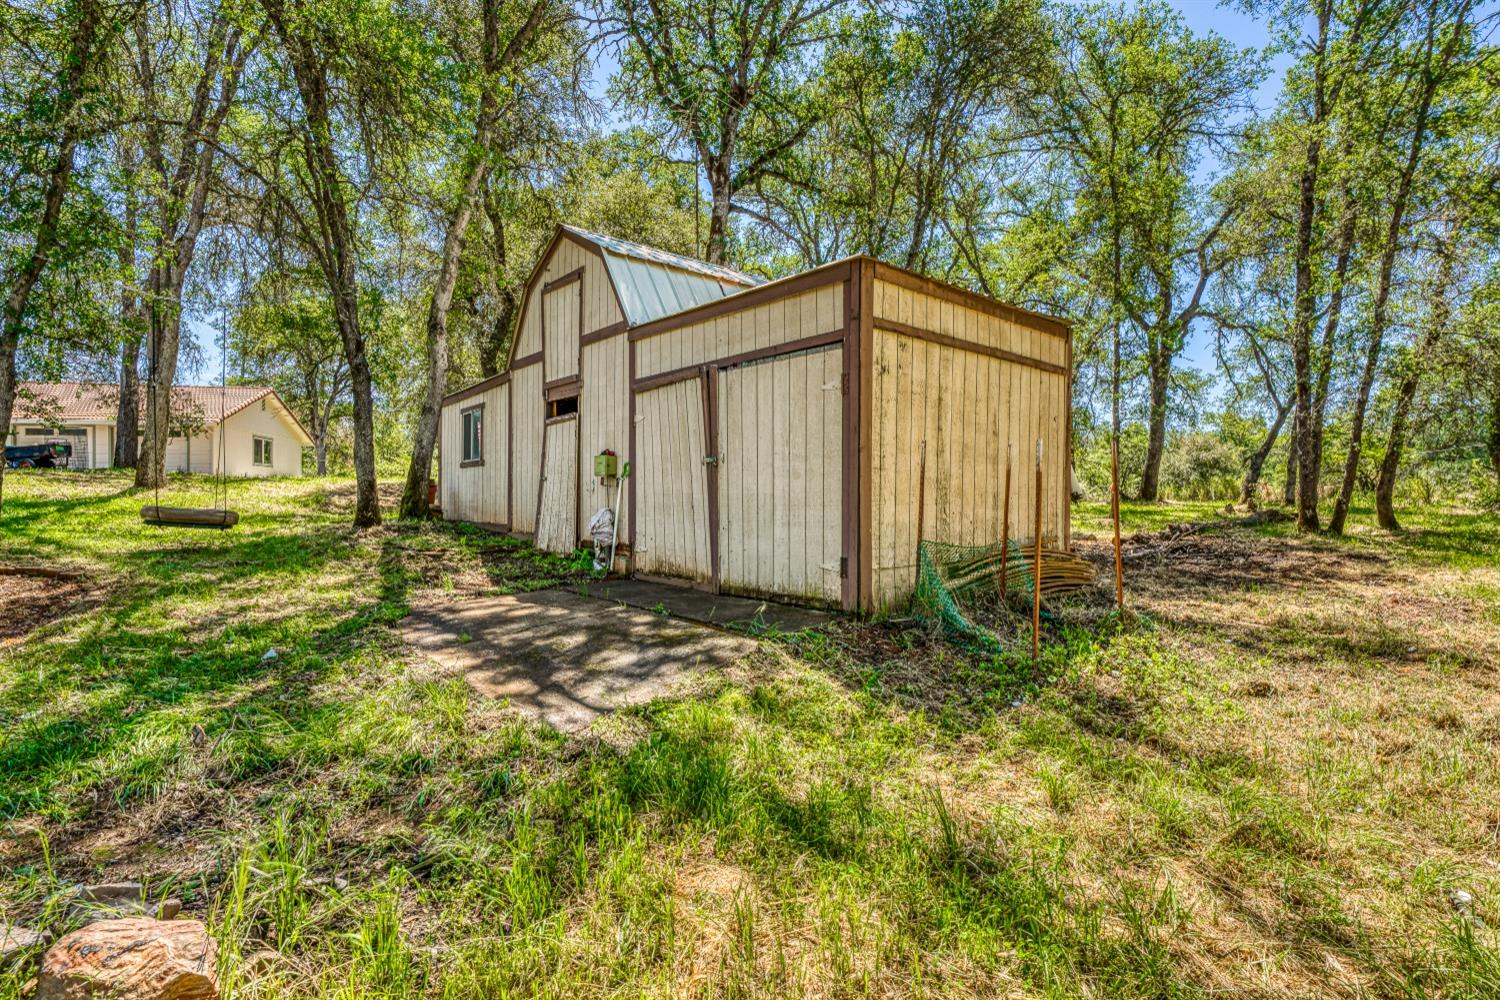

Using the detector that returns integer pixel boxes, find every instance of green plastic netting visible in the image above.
[912,539,1036,652]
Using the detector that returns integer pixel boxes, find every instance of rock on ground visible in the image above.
[36,918,217,1000]
[1,920,48,964]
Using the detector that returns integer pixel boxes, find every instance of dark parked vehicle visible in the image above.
[5,442,72,468]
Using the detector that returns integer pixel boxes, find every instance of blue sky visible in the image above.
[187,0,1289,385]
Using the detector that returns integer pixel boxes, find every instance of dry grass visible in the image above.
[1,478,1497,998]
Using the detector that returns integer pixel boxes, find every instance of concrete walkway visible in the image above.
[580,578,832,633]
[400,588,757,731]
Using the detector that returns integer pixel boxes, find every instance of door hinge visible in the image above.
[841,373,849,396]
[839,556,848,578]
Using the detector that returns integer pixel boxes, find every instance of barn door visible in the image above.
[634,373,713,583]
[535,416,579,553]
[716,345,844,604]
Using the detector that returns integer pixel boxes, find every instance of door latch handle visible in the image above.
[702,454,720,466]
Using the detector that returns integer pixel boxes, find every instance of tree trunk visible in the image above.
[705,156,732,264]
[1241,399,1291,509]
[1374,247,1454,529]
[135,289,184,489]
[133,13,242,488]
[401,159,488,519]
[1328,3,1452,535]
[1488,390,1500,486]
[115,333,141,467]
[1289,3,1331,533]
[1138,350,1169,501]
[0,0,101,509]
[1283,431,1298,507]
[478,179,514,378]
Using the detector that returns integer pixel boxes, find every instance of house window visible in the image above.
[253,436,273,467]
[461,406,483,465]
[547,395,578,419]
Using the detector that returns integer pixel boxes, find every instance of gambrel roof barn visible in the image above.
[439,225,1072,612]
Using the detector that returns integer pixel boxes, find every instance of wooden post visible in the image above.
[998,446,1012,600]
[1111,436,1124,610]
[913,439,927,595]
[1033,439,1043,662]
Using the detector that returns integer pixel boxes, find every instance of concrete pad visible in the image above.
[581,578,832,633]
[400,589,756,731]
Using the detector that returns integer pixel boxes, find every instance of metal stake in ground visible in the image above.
[1111,436,1124,610]
[913,439,927,597]
[1033,439,1043,662]
[998,445,1012,601]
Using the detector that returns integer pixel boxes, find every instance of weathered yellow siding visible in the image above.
[868,279,1069,610]
[633,283,843,379]
[543,279,580,382]
[579,333,629,537]
[510,363,543,532]
[633,377,711,581]
[438,380,509,526]
[717,344,843,604]
[512,237,621,359]
[535,416,579,552]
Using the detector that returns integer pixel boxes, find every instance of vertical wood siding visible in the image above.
[868,279,1070,610]
[633,284,843,379]
[510,364,544,532]
[543,279,580,381]
[438,381,509,526]
[535,416,579,552]
[579,333,629,537]
[512,237,621,360]
[717,345,843,604]
[634,377,711,581]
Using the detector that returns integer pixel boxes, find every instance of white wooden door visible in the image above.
[717,346,843,604]
[634,376,712,582]
[535,416,579,553]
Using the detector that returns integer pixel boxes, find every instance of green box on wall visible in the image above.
[593,452,618,478]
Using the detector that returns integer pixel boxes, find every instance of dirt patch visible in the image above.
[315,481,404,516]
[0,567,95,643]
[401,588,757,730]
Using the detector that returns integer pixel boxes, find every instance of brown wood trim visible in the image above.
[627,259,851,341]
[703,365,721,591]
[1065,327,1074,550]
[632,364,708,394]
[857,261,874,613]
[579,320,628,347]
[869,260,1070,339]
[632,329,844,393]
[544,376,582,401]
[441,371,510,407]
[506,379,514,525]
[840,265,857,613]
[874,318,1069,377]
[543,266,584,293]
[511,350,543,370]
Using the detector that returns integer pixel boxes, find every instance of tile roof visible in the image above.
[14,382,278,426]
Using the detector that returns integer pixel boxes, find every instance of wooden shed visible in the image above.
[438,225,1072,613]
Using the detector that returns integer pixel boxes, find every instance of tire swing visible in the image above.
[140,319,239,530]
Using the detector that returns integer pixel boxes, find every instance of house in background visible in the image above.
[7,382,311,476]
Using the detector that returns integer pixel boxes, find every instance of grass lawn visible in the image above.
[1,470,1497,998]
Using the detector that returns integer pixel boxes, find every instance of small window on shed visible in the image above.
[547,395,578,419]
[253,436,273,467]
[461,406,483,464]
